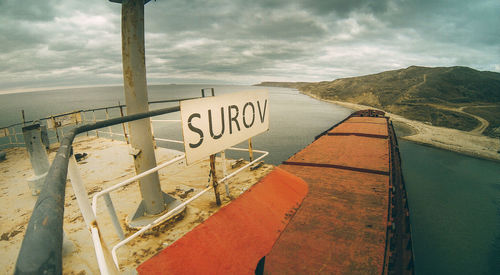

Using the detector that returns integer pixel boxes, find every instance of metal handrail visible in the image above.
[84,117,269,269]
[14,105,181,275]
[0,98,199,130]
[108,147,269,269]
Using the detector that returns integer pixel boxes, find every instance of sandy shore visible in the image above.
[303,92,500,162]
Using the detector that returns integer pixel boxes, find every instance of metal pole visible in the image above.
[52,116,60,143]
[67,156,119,274]
[119,102,129,144]
[210,154,221,206]
[221,150,230,197]
[121,0,165,215]
[103,193,125,240]
[13,127,18,144]
[68,156,97,230]
[23,124,50,195]
[7,128,13,145]
[105,108,113,140]
[21,110,26,125]
[15,105,181,275]
[150,119,157,149]
[82,111,89,137]
[92,111,99,137]
[248,138,254,162]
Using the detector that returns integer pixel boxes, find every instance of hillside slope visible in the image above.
[257,66,500,137]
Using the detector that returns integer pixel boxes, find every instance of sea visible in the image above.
[1,84,499,274]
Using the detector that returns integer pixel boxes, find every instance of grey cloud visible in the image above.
[246,16,326,40]
[299,0,390,16]
[0,0,58,22]
[0,0,499,91]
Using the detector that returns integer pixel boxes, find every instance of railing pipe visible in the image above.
[219,150,268,184]
[111,185,213,269]
[109,148,269,269]
[103,193,125,241]
[151,119,181,122]
[92,155,185,215]
[154,137,183,144]
[15,105,180,274]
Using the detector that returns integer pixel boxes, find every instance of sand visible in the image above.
[0,136,273,274]
[303,92,500,162]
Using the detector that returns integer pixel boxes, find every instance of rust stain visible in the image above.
[137,168,308,274]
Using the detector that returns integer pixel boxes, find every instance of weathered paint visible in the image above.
[137,167,308,274]
[265,166,389,274]
[264,110,413,275]
[329,116,389,137]
[136,110,414,275]
[285,135,389,174]
[121,0,164,215]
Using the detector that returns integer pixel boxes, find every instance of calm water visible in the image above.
[1,85,499,274]
[399,141,500,274]
[0,85,352,163]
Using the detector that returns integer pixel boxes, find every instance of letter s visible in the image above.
[188,113,204,148]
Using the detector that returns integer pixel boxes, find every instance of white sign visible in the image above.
[181,90,269,165]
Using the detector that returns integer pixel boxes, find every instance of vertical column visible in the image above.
[210,154,222,206]
[121,0,165,215]
[22,124,50,195]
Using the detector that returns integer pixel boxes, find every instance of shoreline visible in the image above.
[302,91,500,162]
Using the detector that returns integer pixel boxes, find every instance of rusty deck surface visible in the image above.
[137,168,308,274]
[137,111,414,274]
[265,115,391,274]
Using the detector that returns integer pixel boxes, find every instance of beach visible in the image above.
[302,91,500,162]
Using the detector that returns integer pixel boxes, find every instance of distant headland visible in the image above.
[256,66,500,161]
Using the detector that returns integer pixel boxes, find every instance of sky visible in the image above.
[0,0,499,92]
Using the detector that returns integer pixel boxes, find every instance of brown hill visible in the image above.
[256,66,500,137]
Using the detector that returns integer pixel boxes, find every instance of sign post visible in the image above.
[181,90,269,204]
[209,154,222,205]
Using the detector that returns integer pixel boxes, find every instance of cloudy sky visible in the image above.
[0,0,499,92]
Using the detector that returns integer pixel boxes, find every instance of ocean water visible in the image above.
[1,85,499,274]
[0,85,352,164]
[399,141,500,275]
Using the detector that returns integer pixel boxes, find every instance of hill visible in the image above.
[256,66,500,137]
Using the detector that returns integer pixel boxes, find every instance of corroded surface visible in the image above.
[265,114,391,274]
[137,168,308,274]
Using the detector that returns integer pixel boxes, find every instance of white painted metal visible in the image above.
[68,156,119,275]
[151,119,181,122]
[105,108,113,140]
[68,157,96,227]
[154,137,183,144]
[92,155,185,215]
[111,186,213,269]
[121,0,164,215]
[103,193,125,240]
[221,150,230,197]
[109,147,268,269]
[22,125,50,195]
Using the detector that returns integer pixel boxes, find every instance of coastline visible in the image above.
[302,91,500,162]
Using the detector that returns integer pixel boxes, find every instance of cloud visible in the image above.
[0,0,499,92]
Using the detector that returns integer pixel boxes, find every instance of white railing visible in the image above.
[67,119,268,273]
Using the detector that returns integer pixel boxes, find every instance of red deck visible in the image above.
[329,116,389,137]
[137,168,308,274]
[265,115,390,274]
[138,113,401,274]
